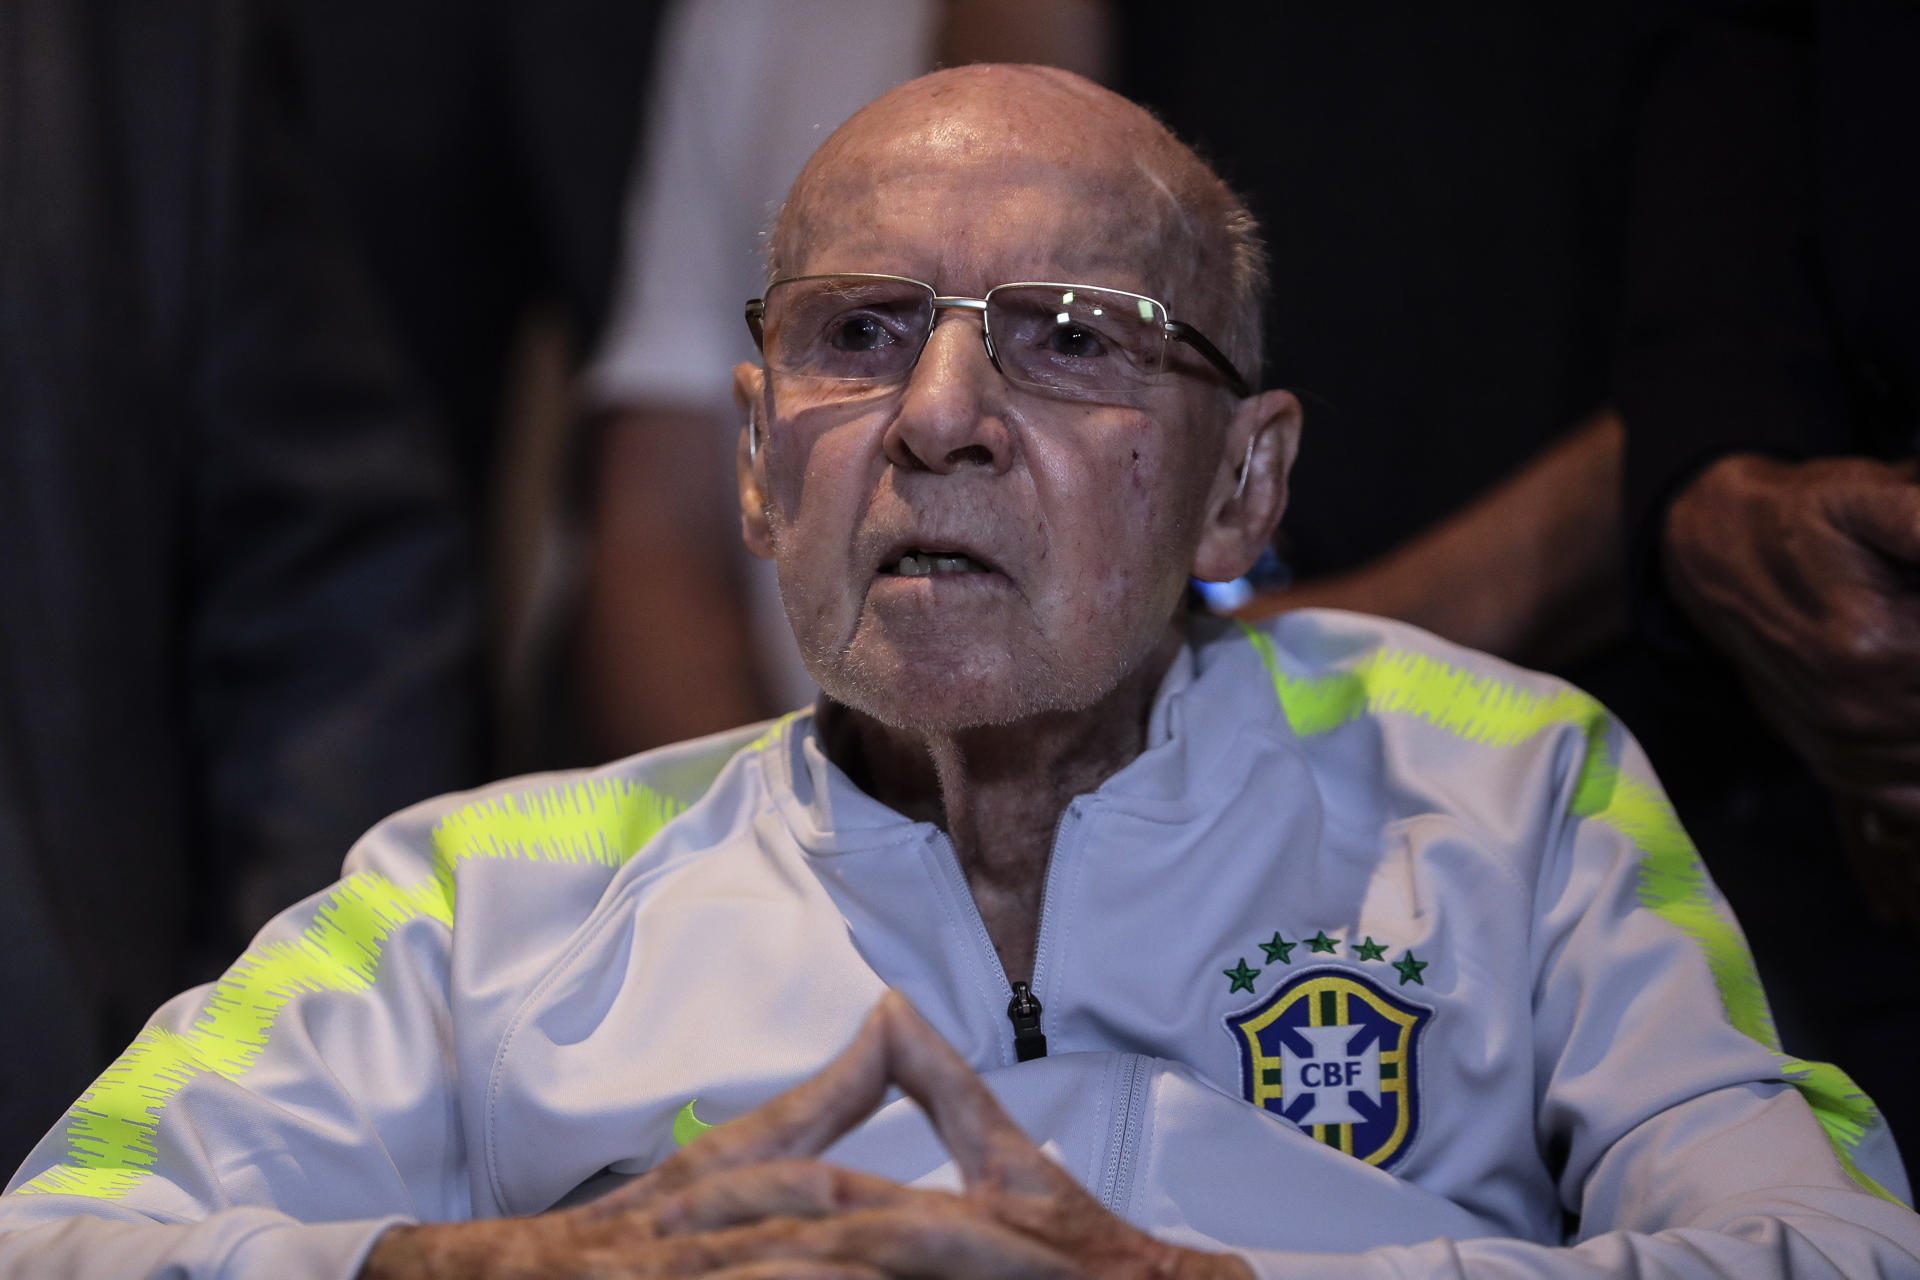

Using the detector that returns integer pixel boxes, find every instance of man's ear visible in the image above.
[733,363,775,560]
[1191,389,1302,583]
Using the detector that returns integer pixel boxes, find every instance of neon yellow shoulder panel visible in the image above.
[428,775,687,911]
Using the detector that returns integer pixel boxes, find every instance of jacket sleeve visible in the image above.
[1234,715,1920,1278]
[0,806,470,1279]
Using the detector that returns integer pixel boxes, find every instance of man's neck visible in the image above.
[819,628,1184,984]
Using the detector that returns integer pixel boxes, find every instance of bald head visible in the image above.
[769,65,1267,381]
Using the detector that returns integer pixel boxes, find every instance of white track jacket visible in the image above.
[4,611,1917,1278]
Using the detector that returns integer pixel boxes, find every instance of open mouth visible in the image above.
[879,549,993,577]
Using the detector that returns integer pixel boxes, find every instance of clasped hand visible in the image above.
[363,992,1253,1279]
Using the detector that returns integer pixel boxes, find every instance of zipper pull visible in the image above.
[1007,981,1048,1061]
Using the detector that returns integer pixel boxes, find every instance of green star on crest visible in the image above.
[1259,932,1296,964]
[1223,958,1260,994]
[1307,930,1339,954]
[1393,950,1429,986]
[1352,936,1388,962]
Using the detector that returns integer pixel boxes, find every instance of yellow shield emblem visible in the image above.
[1225,965,1431,1170]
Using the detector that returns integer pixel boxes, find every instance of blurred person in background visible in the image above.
[281,0,668,769]
[1615,0,1920,1141]
[0,0,478,1164]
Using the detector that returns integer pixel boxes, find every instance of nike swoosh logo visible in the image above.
[672,1099,718,1147]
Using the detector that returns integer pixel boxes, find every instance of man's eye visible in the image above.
[829,315,895,352]
[1046,324,1107,358]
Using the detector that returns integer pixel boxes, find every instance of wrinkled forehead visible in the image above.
[772,68,1222,311]
[787,159,1196,293]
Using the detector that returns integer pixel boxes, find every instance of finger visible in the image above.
[1824,466,1920,564]
[699,1265,886,1280]
[869,993,1079,1197]
[649,1159,952,1237]
[670,1206,1085,1279]
[641,1001,900,1197]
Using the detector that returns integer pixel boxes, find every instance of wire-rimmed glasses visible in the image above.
[745,273,1252,401]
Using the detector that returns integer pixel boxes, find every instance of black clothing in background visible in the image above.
[1617,0,1920,618]
[0,0,479,1165]
[281,0,665,775]
[282,0,666,512]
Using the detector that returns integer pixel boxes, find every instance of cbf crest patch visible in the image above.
[1225,966,1432,1170]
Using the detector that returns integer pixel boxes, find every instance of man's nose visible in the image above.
[882,311,1014,475]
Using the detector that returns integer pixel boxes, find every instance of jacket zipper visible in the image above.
[929,799,1083,1063]
[1006,981,1047,1060]
[1003,797,1082,1061]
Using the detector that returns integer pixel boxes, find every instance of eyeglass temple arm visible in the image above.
[1166,321,1253,399]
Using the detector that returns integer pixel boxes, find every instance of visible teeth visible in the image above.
[892,551,984,576]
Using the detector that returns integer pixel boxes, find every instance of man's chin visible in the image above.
[812,652,1085,739]
[799,616,1176,741]
[827,676,1039,738]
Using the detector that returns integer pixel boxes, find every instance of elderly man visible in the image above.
[4,66,1917,1279]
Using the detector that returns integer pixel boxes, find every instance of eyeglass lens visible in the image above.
[761,276,1170,397]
